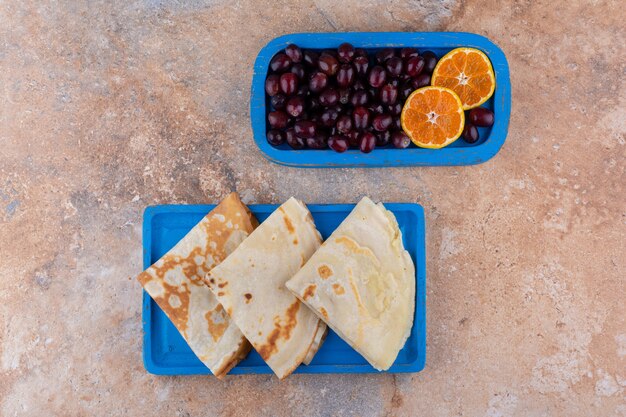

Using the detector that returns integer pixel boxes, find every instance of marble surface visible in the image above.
[1,0,625,416]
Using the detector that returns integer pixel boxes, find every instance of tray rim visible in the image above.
[142,202,427,376]
[250,31,511,168]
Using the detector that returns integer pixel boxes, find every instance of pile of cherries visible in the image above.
[264,43,439,153]
[462,107,495,143]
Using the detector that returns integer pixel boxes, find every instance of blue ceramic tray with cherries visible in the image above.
[142,202,426,376]
[250,31,510,167]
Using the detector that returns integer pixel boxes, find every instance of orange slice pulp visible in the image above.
[400,86,465,149]
[431,47,495,110]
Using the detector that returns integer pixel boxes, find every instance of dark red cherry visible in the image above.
[350,90,369,106]
[294,120,316,138]
[368,66,387,88]
[309,71,328,93]
[405,56,425,77]
[352,106,371,130]
[385,57,403,77]
[319,88,339,107]
[468,108,495,127]
[359,132,376,153]
[336,64,355,87]
[285,128,305,149]
[290,63,305,80]
[375,48,395,63]
[318,54,339,76]
[307,132,328,149]
[412,73,431,89]
[265,74,280,96]
[285,44,303,63]
[462,123,480,143]
[379,84,398,105]
[303,50,319,67]
[328,135,349,152]
[392,130,411,148]
[320,108,340,127]
[279,73,298,95]
[372,114,393,132]
[422,51,438,74]
[286,96,305,117]
[376,130,392,146]
[270,53,291,72]
[353,56,370,78]
[270,94,287,110]
[267,129,285,146]
[268,111,288,129]
[337,43,355,63]
[336,115,353,134]
[347,130,360,147]
[354,48,368,58]
[400,47,419,59]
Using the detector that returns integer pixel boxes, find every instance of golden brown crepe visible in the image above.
[205,197,326,379]
[286,197,415,371]
[137,193,257,378]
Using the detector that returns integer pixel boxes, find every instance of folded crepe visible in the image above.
[303,320,328,365]
[205,197,326,379]
[286,197,415,371]
[137,192,257,378]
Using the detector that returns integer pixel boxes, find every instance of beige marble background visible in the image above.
[1,0,625,416]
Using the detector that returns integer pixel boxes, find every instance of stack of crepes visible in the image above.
[137,193,415,379]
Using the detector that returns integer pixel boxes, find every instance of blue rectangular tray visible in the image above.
[142,203,426,376]
[251,31,510,168]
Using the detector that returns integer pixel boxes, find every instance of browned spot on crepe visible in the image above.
[319,307,329,320]
[332,283,345,295]
[244,293,252,303]
[302,284,316,300]
[281,209,295,234]
[217,281,228,288]
[256,301,300,360]
[335,236,373,256]
[138,269,191,332]
[317,265,332,279]
[198,193,256,263]
[349,277,365,309]
[293,238,298,245]
[205,304,229,342]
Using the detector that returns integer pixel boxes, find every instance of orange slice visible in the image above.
[400,86,465,149]
[431,47,495,110]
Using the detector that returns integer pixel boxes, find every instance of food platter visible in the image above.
[142,202,426,375]
[251,31,511,167]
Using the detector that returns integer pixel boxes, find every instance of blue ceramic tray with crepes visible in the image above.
[250,31,510,167]
[142,202,426,376]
